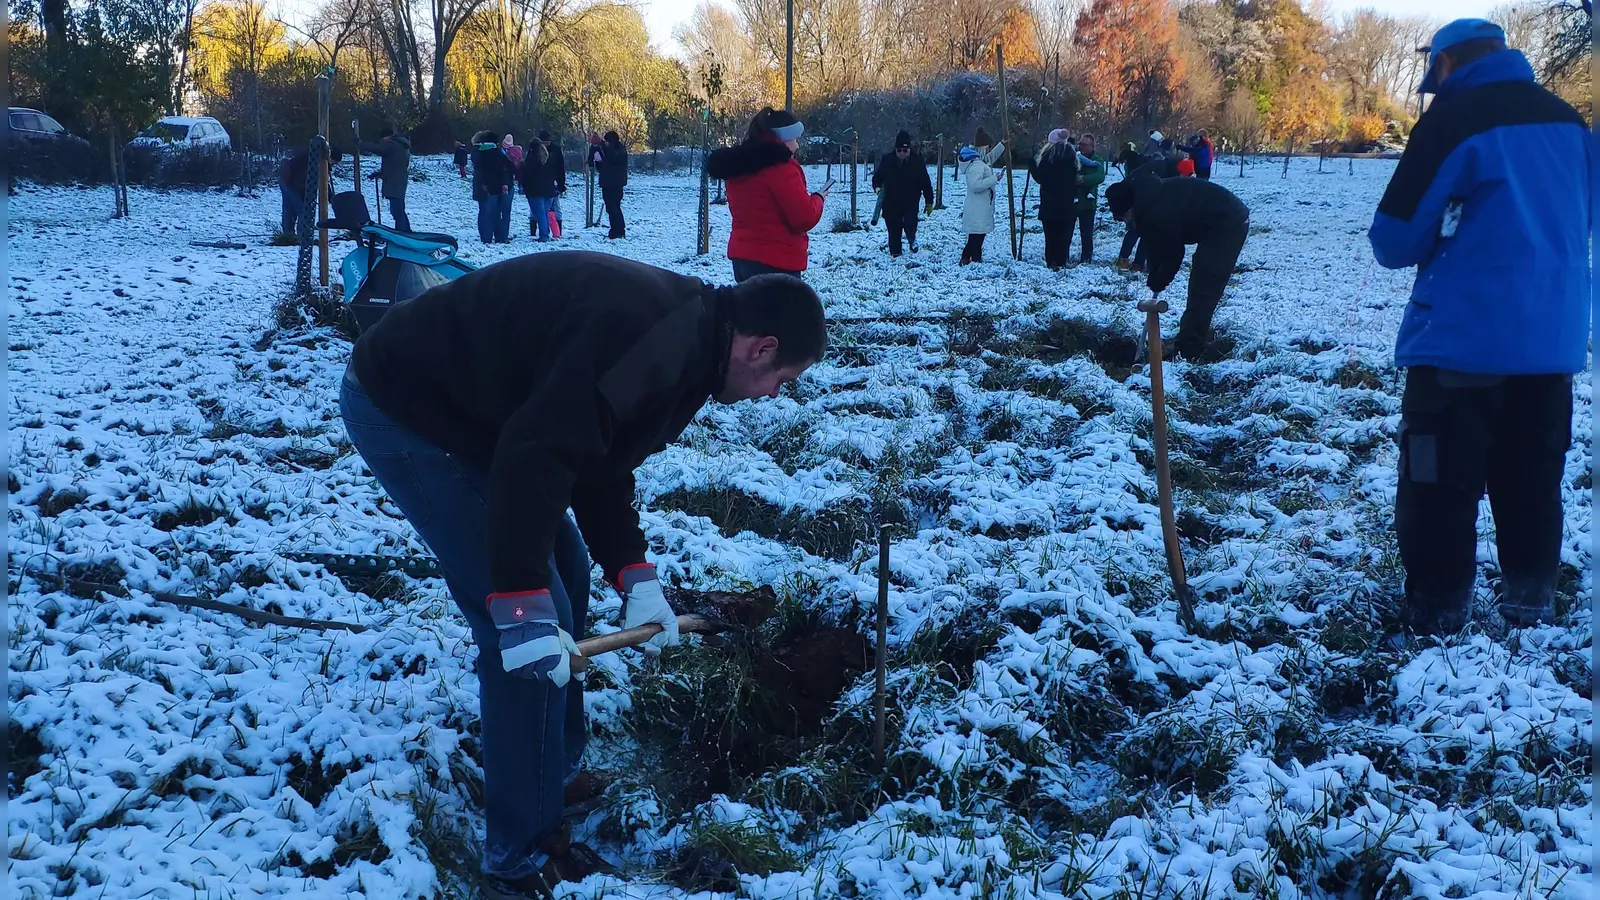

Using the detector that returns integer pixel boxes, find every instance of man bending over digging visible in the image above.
[338,250,827,899]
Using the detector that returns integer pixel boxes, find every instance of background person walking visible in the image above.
[870,130,935,257]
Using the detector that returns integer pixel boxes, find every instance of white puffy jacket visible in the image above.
[960,142,1007,235]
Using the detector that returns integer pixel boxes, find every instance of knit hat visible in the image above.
[1047,128,1070,145]
[538,129,552,142]
[1177,158,1195,177]
[766,108,804,142]
[894,130,912,149]
[1148,130,1163,142]
[974,127,995,148]
[1104,180,1133,219]
[958,145,981,161]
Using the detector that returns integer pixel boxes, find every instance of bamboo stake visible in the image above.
[996,44,1018,260]
[874,528,890,769]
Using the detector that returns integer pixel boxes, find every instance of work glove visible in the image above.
[615,563,680,654]
[487,590,581,687]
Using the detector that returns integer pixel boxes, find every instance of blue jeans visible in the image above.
[478,192,511,243]
[527,195,553,241]
[338,367,589,881]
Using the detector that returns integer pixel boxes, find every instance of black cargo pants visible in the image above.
[1396,366,1573,634]
[1173,220,1248,359]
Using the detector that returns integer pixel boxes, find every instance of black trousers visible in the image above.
[388,195,411,232]
[1195,166,1212,181]
[1069,208,1094,261]
[731,258,802,282]
[602,184,624,237]
[1041,219,1070,269]
[959,233,986,265]
[1118,223,1147,268]
[1397,367,1573,634]
[883,210,919,256]
[1173,222,1247,358]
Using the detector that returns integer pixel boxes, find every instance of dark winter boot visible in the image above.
[1497,572,1556,627]
[1402,588,1471,637]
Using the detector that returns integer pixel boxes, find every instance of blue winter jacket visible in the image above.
[1369,50,1591,375]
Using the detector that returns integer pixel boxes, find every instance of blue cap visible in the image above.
[1419,18,1506,94]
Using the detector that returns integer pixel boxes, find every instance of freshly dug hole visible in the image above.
[626,607,868,813]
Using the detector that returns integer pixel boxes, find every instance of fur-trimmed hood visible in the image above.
[707,139,794,180]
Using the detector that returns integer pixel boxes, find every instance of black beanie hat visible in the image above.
[1104,180,1133,219]
[895,130,912,149]
[974,127,995,148]
[538,129,552,142]
[766,108,800,130]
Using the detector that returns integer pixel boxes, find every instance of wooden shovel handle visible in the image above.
[570,614,716,672]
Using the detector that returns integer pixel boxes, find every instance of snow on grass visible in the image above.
[8,155,1591,899]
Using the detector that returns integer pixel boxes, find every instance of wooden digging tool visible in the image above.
[569,614,727,672]
[874,528,890,769]
[1139,295,1198,631]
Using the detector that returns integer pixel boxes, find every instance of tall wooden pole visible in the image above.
[315,72,331,287]
[351,119,361,188]
[874,528,890,769]
[850,131,859,227]
[934,134,945,209]
[996,44,1018,260]
[784,0,795,112]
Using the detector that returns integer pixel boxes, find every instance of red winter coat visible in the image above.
[707,138,824,272]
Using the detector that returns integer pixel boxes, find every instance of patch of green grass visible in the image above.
[663,818,800,893]
[34,486,88,518]
[152,495,229,532]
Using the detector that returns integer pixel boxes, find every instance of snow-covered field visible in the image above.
[8,155,1592,900]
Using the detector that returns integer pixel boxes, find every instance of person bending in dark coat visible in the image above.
[870,130,935,257]
[341,251,827,900]
[1104,169,1250,360]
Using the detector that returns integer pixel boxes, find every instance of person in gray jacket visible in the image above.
[361,127,413,231]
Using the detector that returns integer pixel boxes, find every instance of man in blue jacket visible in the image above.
[1369,18,1589,636]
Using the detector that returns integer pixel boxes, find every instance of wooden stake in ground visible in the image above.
[1139,296,1198,630]
[996,44,1018,260]
[934,135,945,209]
[315,72,331,287]
[850,131,860,227]
[352,119,362,193]
[874,528,890,769]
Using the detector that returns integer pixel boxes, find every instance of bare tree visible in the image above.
[1218,88,1261,176]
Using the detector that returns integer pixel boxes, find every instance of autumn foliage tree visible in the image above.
[1073,0,1187,132]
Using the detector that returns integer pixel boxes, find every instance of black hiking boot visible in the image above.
[1498,573,1556,627]
[1401,589,1471,638]
[479,827,617,900]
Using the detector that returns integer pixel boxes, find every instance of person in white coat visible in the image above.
[958,127,1007,265]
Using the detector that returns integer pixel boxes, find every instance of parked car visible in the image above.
[129,116,232,151]
[7,108,90,151]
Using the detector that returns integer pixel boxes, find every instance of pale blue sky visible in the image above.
[640,0,1489,53]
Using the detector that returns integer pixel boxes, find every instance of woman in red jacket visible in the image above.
[707,107,830,282]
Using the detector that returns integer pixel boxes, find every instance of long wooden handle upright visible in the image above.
[1146,309,1187,594]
